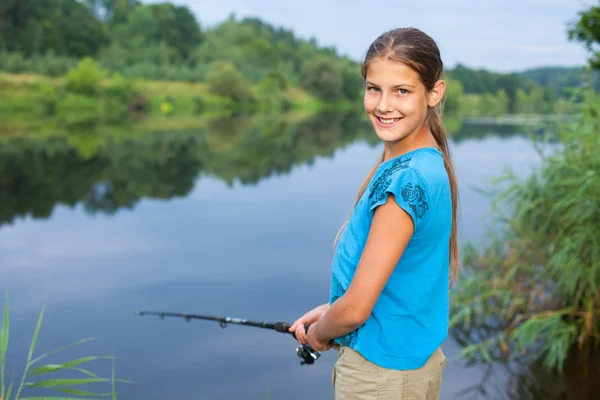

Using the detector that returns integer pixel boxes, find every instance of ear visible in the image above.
[427,80,446,107]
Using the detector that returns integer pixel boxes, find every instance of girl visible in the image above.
[289,27,459,400]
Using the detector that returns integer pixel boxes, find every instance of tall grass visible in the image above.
[449,85,600,372]
[1,294,126,399]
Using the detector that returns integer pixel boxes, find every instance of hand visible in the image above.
[306,322,333,352]
[289,303,329,344]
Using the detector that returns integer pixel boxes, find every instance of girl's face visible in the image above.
[363,58,441,145]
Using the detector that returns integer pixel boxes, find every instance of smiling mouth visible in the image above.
[376,116,403,126]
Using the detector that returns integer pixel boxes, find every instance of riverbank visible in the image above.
[0,58,358,136]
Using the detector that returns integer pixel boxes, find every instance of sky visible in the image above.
[144,0,597,72]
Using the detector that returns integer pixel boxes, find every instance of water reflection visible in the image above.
[0,110,378,226]
[449,345,600,399]
[0,110,553,228]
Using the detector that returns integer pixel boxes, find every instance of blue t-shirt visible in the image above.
[329,147,452,370]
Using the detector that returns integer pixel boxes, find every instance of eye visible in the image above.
[398,88,409,95]
[366,86,380,93]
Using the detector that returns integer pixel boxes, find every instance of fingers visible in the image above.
[289,319,307,343]
[289,319,303,332]
[296,324,307,344]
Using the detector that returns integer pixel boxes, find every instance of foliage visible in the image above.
[514,86,556,114]
[83,0,137,25]
[300,55,344,101]
[568,5,600,69]
[0,0,593,114]
[193,17,282,83]
[521,66,600,95]
[442,76,465,114]
[447,64,566,113]
[449,87,600,372]
[0,293,125,399]
[0,57,149,127]
[64,57,106,96]
[0,1,360,102]
[0,51,76,76]
[205,60,255,102]
[448,64,526,112]
[109,2,203,62]
[0,0,109,57]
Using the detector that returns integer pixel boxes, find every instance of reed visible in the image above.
[450,85,600,372]
[0,294,127,399]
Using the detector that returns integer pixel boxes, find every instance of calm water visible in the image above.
[0,114,565,399]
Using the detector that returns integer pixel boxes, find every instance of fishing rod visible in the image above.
[135,310,321,365]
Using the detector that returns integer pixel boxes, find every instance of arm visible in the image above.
[308,193,415,348]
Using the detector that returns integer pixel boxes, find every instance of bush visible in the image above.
[64,57,107,96]
[2,52,28,74]
[449,87,600,371]
[205,60,254,102]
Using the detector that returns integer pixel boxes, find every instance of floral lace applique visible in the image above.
[368,156,411,206]
[368,156,429,220]
[401,182,429,219]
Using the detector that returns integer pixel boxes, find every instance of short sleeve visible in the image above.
[368,167,431,233]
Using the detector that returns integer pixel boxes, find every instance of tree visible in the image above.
[340,59,364,102]
[123,3,203,61]
[81,0,138,24]
[300,55,344,101]
[568,5,600,69]
[0,0,108,57]
[443,76,464,114]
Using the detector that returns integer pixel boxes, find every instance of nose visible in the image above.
[377,93,393,113]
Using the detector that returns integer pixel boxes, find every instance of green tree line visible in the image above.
[0,0,597,114]
[0,0,361,106]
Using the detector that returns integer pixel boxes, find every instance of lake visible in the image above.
[0,113,565,399]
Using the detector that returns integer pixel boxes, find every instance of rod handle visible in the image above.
[274,322,310,339]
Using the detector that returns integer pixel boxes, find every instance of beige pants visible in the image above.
[331,346,447,400]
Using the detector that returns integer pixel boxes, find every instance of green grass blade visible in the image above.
[1,292,9,399]
[29,356,113,377]
[55,386,114,396]
[111,357,116,400]
[30,364,99,378]
[27,307,44,363]
[15,306,45,400]
[21,397,94,400]
[6,379,14,400]
[25,377,133,388]
[24,377,111,387]
[28,338,95,367]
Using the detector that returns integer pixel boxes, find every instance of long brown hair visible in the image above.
[335,27,460,284]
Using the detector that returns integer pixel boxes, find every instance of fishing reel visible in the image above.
[275,322,321,365]
[296,343,321,365]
